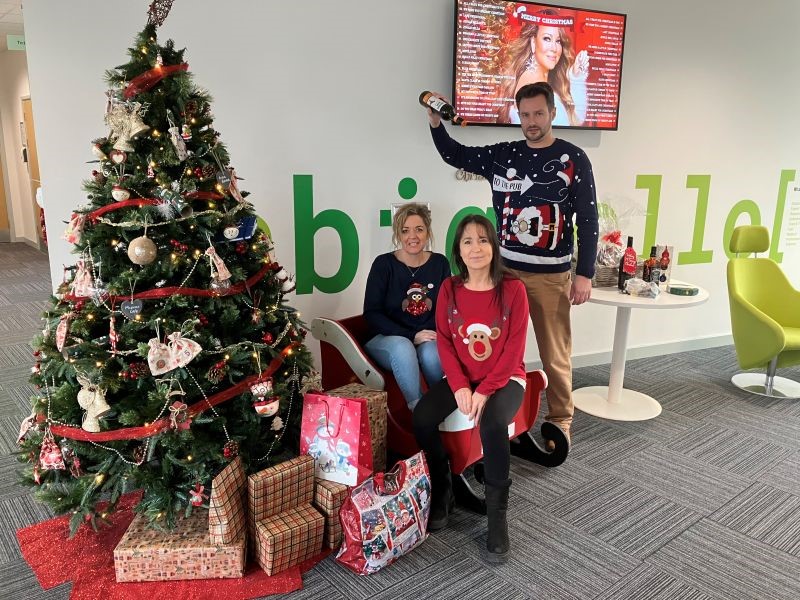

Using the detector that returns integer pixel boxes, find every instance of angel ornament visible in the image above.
[167,111,189,161]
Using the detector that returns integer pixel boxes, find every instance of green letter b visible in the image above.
[293,174,358,294]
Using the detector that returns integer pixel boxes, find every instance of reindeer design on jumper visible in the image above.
[458,321,502,362]
[76,374,112,432]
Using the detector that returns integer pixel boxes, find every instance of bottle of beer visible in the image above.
[617,236,636,291]
[642,246,657,282]
[419,91,466,126]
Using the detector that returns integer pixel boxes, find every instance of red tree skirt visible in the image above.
[16,493,330,600]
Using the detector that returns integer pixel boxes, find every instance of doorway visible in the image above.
[0,152,9,242]
[22,97,44,248]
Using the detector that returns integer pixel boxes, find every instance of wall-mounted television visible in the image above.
[453,0,627,130]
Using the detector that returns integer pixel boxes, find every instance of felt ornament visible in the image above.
[39,429,66,471]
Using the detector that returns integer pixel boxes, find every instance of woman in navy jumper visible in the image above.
[363,203,451,410]
[413,214,529,563]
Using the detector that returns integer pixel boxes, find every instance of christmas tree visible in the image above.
[18,3,314,535]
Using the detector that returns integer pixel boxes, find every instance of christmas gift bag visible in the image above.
[336,452,430,575]
[326,383,388,473]
[300,392,373,486]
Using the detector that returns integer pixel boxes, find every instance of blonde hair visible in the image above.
[391,203,433,249]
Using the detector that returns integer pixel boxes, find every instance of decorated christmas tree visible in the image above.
[18,3,314,535]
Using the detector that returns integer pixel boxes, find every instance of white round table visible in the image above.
[573,282,709,421]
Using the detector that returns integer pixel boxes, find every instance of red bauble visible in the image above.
[261,332,273,344]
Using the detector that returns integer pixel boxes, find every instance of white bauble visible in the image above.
[128,236,157,265]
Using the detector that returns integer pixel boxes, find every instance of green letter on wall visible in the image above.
[293,174,359,294]
[770,169,796,263]
[723,200,761,259]
[678,174,714,265]
[636,174,662,257]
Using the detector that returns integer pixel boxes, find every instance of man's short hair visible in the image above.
[515,82,555,112]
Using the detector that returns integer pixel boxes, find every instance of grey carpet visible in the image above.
[1,241,799,599]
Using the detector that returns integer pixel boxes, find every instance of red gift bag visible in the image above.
[336,452,431,575]
[300,392,373,486]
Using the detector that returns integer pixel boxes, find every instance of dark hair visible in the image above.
[450,214,513,305]
[515,81,555,112]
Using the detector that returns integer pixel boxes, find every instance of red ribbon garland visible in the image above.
[63,263,273,303]
[184,191,224,201]
[124,63,189,99]
[87,198,160,222]
[50,344,299,442]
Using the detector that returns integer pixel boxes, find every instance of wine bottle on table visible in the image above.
[617,236,636,292]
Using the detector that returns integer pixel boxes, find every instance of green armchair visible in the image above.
[727,225,800,398]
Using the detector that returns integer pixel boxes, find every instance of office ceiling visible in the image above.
[0,1,24,51]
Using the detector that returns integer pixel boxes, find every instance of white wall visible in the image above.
[22,0,800,367]
[0,49,36,242]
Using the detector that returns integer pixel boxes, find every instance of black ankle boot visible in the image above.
[485,479,511,562]
[428,466,454,532]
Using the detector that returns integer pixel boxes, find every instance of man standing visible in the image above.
[425,82,598,448]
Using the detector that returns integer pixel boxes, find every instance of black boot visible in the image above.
[485,479,511,562]
[427,461,454,532]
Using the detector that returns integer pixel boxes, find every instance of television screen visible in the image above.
[453,0,627,129]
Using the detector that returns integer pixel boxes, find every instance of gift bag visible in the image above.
[300,392,373,486]
[336,452,430,575]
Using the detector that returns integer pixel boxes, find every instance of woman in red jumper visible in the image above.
[412,214,529,563]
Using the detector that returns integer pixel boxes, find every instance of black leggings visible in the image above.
[412,378,524,485]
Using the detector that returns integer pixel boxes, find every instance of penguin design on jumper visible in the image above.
[402,282,434,316]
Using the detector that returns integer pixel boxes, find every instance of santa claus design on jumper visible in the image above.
[497,154,572,249]
[402,282,434,316]
[501,197,564,249]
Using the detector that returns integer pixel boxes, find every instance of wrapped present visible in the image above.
[254,504,324,576]
[327,383,388,472]
[208,456,246,544]
[113,509,245,582]
[248,455,314,523]
[313,478,349,549]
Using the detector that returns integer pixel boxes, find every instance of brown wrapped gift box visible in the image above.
[248,455,315,523]
[313,478,348,549]
[208,455,247,544]
[326,383,387,472]
[253,504,324,576]
[113,509,245,582]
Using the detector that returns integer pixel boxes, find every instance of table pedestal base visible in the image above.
[573,386,662,421]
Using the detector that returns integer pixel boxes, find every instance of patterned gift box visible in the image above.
[248,455,314,522]
[313,478,349,549]
[113,509,245,582]
[254,504,324,576]
[209,456,246,544]
[327,383,387,472]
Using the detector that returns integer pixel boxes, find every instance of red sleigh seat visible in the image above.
[310,316,568,513]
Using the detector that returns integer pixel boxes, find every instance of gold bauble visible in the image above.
[128,236,157,265]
